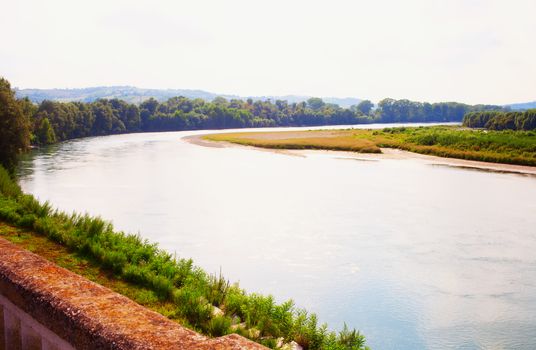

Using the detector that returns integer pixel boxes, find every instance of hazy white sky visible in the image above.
[2,0,535,104]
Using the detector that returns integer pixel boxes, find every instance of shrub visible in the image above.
[207,315,232,336]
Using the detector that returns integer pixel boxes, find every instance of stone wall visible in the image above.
[0,238,266,350]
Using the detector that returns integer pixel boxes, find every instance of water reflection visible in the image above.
[17,124,536,350]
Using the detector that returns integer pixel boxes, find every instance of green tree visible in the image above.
[125,105,141,131]
[140,98,158,129]
[307,97,325,111]
[91,102,114,135]
[212,96,228,106]
[34,117,57,145]
[0,78,31,170]
[356,100,373,115]
[17,97,37,121]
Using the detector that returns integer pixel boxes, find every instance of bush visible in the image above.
[173,287,212,327]
[207,315,232,336]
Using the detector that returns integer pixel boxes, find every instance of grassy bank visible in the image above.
[204,126,536,166]
[0,221,182,319]
[0,165,368,350]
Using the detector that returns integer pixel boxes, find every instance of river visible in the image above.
[17,124,536,350]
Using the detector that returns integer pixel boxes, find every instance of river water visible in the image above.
[17,124,536,350]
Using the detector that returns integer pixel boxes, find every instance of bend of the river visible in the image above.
[17,123,536,350]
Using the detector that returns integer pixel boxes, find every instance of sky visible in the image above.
[2,0,535,104]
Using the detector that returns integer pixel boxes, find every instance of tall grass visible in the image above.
[389,127,536,166]
[0,165,369,350]
[0,165,21,198]
[205,133,381,154]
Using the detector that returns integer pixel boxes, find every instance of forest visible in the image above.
[0,76,506,171]
[463,110,536,131]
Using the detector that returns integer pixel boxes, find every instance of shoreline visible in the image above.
[184,134,536,176]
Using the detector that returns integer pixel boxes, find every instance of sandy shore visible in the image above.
[184,134,536,176]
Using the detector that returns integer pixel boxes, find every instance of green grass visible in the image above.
[204,126,536,166]
[376,126,536,166]
[0,165,368,350]
[0,222,179,319]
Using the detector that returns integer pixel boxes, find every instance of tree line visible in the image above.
[0,76,508,170]
[463,110,536,131]
[376,98,504,123]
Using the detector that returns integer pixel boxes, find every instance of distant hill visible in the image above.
[14,86,362,108]
[506,101,536,111]
[14,86,235,104]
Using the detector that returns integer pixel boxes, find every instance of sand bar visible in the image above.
[184,134,536,176]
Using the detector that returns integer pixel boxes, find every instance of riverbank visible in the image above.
[14,127,536,349]
[0,165,369,350]
[194,126,536,169]
[0,234,266,349]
